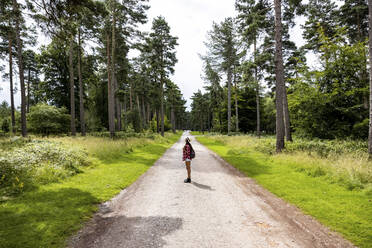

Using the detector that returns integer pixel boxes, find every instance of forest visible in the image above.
[1,0,372,247]
[191,0,372,151]
[0,0,187,138]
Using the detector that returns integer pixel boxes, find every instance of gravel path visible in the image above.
[69,132,355,248]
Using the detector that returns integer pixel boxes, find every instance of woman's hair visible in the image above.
[185,137,191,144]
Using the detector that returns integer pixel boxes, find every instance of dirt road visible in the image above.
[70,132,355,248]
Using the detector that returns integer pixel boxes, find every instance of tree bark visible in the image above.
[106,31,114,137]
[147,102,150,125]
[114,77,121,131]
[116,98,121,131]
[234,72,239,132]
[227,69,232,134]
[368,0,372,156]
[283,88,292,141]
[123,94,127,131]
[274,0,285,152]
[129,83,133,111]
[160,77,165,137]
[156,108,160,133]
[8,34,16,134]
[13,0,27,137]
[171,105,176,133]
[68,38,76,136]
[141,95,146,128]
[77,27,85,136]
[27,68,30,113]
[108,10,116,138]
[254,37,261,137]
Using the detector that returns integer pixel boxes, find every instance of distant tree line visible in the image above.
[0,0,187,137]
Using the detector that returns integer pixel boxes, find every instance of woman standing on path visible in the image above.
[183,137,194,183]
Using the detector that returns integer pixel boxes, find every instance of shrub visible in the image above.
[0,140,90,195]
[1,118,10,133]
[351,118,369,139]
[27,104,70,135]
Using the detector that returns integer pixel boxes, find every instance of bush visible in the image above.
[352,119,369,139]
[0,140,90,195]
[27,104,70,135]
[1,118,10,133]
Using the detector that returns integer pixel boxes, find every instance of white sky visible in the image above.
[0,0,315,111]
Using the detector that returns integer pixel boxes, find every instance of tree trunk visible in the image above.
[234,72,239,132]
[123,94,127,131]
[116,98,121,131]
[160,78,165,137]
[107,31,114,137]
[114,77,121,131]
[27,68,30,113]
[136,94,142,129]
[13,0,27,137]
[147,102,150,125]
[141,95,146,129]
[108,11,116,138]
[283,88,292,141]
[368,0,372,156]
[274,0,285,152]
[254,37,261,137]
[8,34,16,134]
[156,108,160,133]
[68,38,76,136]
[171,105,175,133]
[227,69,232,134]
[77,27,85,136]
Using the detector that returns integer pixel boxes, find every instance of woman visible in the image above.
[182,137,194,183]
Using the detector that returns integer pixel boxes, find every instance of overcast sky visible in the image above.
[0,0,311,110]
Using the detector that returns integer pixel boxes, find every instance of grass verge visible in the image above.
[196,135,372,248]
[0,132,181,248]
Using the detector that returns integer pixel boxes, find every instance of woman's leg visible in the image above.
[186,161,191,179]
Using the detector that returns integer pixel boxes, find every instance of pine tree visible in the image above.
[367,0,372,156]
[205,18,239,134]
[274,0,285,152]
[147,16,178,137]
[236,0,272,136]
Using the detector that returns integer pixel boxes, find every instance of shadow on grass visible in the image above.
[222,154,271,177]
[0,187,98,248]
[72,215,183,248]
[99,144,169,165]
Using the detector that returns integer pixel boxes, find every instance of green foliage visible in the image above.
[127,109,142,133]
[27,104,70,135]
[1,118,9,133]
[288,26,369,139]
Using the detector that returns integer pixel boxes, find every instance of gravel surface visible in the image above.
[69,132,355,248]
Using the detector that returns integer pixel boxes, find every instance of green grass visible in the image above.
[0,132,181,248]
[197,135,372,248]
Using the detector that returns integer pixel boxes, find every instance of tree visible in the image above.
[201,59,224,132]
[0,0,16,134]
[236,0,271,136]
[28,103,70,135]
[339,0,368,43]
[367,0,372,156]
[274,0,285,152]
[147,16,178,137]
[204,18,240,134]
[302,0,338,52]
[12,0,27,137]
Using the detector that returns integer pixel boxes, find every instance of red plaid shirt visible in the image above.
[183,144,191,161]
